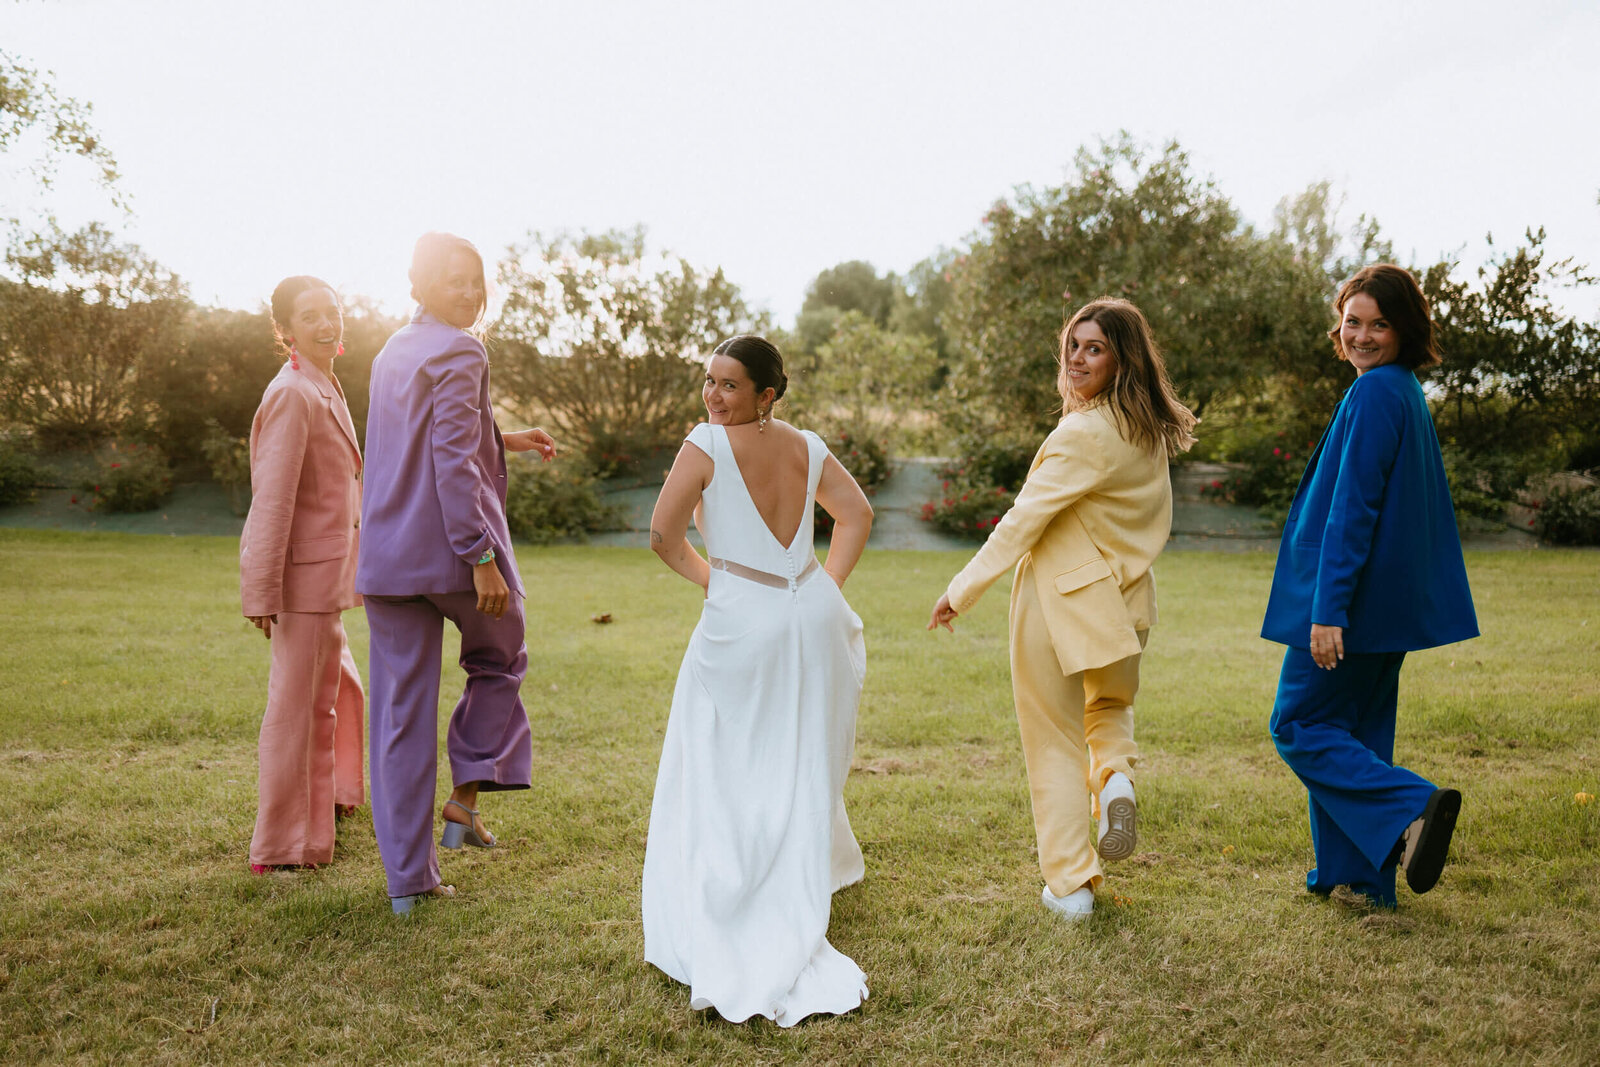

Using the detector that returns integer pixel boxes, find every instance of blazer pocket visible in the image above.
[290,534,349,564]
[1053,557,1114,595]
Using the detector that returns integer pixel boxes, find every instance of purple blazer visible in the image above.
[356,309,523,597]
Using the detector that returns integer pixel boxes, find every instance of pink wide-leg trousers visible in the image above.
[249,611,366,867]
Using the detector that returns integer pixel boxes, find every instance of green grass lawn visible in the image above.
[1,529,1597,1064]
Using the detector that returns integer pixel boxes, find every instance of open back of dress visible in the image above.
[642,422,868,1026]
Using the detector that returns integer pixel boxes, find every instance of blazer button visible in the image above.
[353,519,360,529]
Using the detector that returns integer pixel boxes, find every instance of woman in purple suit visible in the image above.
[357,232,556,914]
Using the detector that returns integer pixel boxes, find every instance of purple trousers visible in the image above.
[364,590,532,897]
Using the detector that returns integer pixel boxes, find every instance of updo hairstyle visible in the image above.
[713,334,788,403]
[270,275,337,358]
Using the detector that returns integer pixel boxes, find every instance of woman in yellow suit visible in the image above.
[929,297,1196,921]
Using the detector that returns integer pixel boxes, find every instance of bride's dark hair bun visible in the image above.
[713,334,787,401]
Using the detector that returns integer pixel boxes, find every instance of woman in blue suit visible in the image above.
[1263,264,1478,907]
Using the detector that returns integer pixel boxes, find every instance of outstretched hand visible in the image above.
[928,594,958,633]
[504,428,556,461]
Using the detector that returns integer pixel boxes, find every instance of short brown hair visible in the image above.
[1328,263,1441,370]
[1059,297,1197,458]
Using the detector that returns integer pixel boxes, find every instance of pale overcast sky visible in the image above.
[4,0,1598,324]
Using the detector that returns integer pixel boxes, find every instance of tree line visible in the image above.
[0,77,1596,540]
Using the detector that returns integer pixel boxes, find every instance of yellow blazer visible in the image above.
[945,403,1171,677]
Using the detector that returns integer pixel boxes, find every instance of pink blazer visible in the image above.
[240,360,363,617]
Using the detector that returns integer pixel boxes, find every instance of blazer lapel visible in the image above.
[300,360,363,468]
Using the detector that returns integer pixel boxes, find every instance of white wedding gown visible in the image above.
[643,422,868,1026]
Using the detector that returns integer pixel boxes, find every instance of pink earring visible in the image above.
[336,342,345,357]
[289,343,300,371]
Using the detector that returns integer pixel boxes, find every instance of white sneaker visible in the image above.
[1041,884,1094,921]
[1098,772,1137,860]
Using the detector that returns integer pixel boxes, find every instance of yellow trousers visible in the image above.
[1009,560,1144,897]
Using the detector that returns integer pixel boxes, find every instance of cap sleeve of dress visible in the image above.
[685,421,715,460]
[802,430,827,495]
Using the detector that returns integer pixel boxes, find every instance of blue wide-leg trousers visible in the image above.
[1269,648,1436,906]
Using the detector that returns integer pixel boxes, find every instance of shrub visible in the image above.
[1531,485,1600,545]
[490,228,765,466]
[201,419,251,516]
[921,483,1018,539]
[937,440,1034,494]
[76,443,173,512]
[917,438,1033,540]
[1438,446,1528,529]
[829,428,893,493]
[503,455,624,544]
[1199,426,1319,524]
[815,426,893,536]
[0,439,42,506]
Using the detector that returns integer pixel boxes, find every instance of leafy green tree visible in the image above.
[941,135,1309,440]
[139,307,276,462]
[808,311,939,437]
[1192,181,1391,465]
[795,260,904,357]
[889,248,958,370]
[0,223,187,447]
[1,48,124,213]
[1264,180,1395,400]
[141,296,398,463]
[1423,228,1600,467]
[490,227,765,469]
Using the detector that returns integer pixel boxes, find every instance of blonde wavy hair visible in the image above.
[1059,297,1198,458]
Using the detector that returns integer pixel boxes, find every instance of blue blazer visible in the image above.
[1261,363,1477,652]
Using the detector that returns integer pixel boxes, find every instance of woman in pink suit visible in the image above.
[357,232,556,914]
[240,275,366,872]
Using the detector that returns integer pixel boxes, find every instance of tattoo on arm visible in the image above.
[651,530,663,544]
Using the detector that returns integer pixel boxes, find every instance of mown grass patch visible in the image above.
[1,530,1597,1063]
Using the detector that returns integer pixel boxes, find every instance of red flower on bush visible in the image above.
[1272,447,1281,457]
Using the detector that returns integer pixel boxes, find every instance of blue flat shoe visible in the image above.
[391,883,455,915]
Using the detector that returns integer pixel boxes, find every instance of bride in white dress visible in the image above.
[644,334,874,1026]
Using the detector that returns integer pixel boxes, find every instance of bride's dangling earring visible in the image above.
[758,406,769,432]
